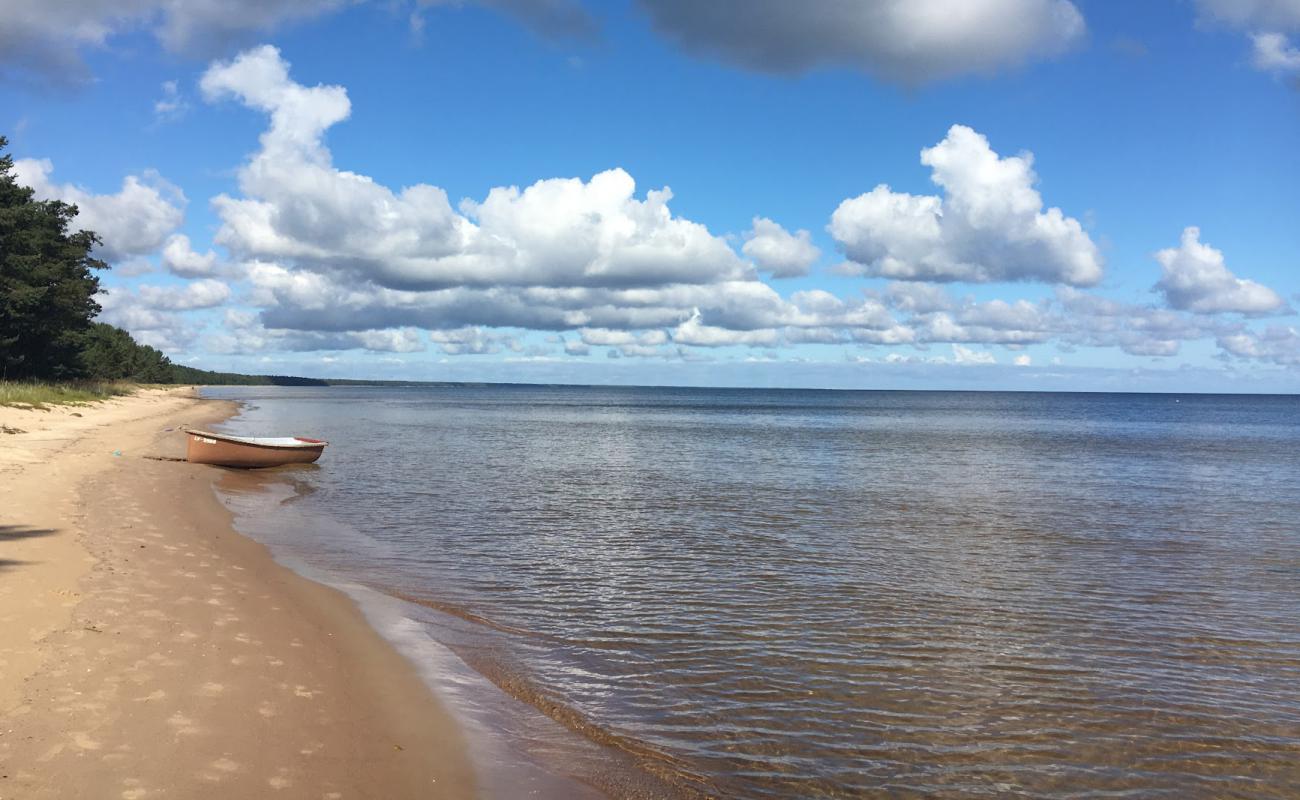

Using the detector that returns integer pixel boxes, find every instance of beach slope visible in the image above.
[0,389,475,798]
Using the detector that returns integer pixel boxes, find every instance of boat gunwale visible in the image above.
[187,429,329,451]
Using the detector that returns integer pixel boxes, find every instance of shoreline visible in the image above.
[0,388,476,798]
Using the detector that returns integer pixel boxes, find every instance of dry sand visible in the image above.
[0,388,476,799]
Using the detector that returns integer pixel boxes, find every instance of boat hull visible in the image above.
[185,431,326,468]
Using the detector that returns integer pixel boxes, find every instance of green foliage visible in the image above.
[0,379,135,409]
[0,135,107,380]
[167,364,328,385]
[80,322,174,382]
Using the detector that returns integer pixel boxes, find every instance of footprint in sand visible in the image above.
[267,769,293,790]
[166,711,201,737]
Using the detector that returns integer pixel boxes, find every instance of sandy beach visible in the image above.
[0,388,476,799]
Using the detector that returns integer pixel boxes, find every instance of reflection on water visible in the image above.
[205,386,1300,798]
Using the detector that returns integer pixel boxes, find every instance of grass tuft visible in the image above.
[0,380,137,410]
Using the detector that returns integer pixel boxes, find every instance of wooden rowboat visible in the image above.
[185,429,327,468]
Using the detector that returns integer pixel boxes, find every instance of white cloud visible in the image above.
[884,282,955,313]
[209,310,430,355]
[94,286,201,352]
[1217,325,1300,365]
[830,125,1102,286]
[1194,1,1300,75]
[1252,32,1300,71]
[742,217,820,278]
[154,79,189,121]
[636,0,1086,84]
[13,158,185,262]
[353,328,426,353]
[429,327,520,355]
[201,45,747,293]
[578,328,672,357]
[1014,354,1032,366]
[161,234,221,277]
[137,279,232,310]
[147,44,1299,374]
[671,311,780,347]
[1055,287,1225,358]
[563,338,591,356]
[1153,227,1289,315]
[912,299,1055,345]
[952,344,997,364]
[113,258,156,278]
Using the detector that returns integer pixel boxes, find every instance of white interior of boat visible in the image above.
[189,430,326,448]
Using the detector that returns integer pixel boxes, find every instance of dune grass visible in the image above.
[0,380,137,410]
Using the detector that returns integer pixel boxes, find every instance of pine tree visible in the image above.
[0,135,107,379]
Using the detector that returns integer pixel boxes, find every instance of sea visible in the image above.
[200,385,1300,799]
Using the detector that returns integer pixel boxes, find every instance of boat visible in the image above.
[184,429,327,468]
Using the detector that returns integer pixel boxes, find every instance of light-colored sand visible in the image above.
[0,389,476,798]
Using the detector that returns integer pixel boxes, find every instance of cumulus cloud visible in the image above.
[636,0,1085,83]
[12,158,184,262]
[161,234,221,277]
[165,45,1298,372]
[563,339,590,356]
[1055,287,1229,358]
[94,286,200,352]
[1153,227,1289,315]
[1217,325,1300,365]
[1194,0,1300,75]
[742,217,820,278]
[913,299,1055,346]
[201,46,747,293]
[353,328,427,353]
[209,309,429,355]
[952,344,997,364]
[429,327,520,355]
[830,125,1102,286]
[137,279,232,310]
[1252,32,1300,72]
[672,312,781,347]
[884,282,955,314]
[579,327,669,355]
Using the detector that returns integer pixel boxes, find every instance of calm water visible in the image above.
[203,386,1300,798]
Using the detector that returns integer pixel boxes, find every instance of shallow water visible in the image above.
[204,386,1300,798]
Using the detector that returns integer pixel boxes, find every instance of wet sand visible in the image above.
[0,388,475,798]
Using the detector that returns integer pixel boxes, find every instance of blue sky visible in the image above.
[3,0,1299,390]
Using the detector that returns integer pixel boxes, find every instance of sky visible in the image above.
[2,0,1298,391]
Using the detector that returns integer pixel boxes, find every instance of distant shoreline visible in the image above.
[199,380,1300,396]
